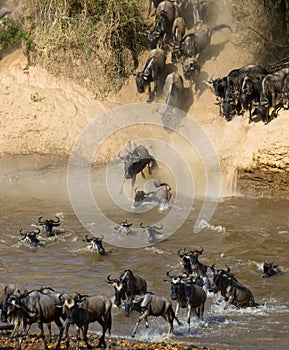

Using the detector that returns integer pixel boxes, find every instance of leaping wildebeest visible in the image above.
[118,143,157,192]
[106,269,147,316]
[133,48,166,102]
[83,234,106,255]
[130,292,181,337]
[62,293,112,350]
[38,216,61,236]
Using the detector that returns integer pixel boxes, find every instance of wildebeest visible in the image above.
[172,16,186,44]
[118,144,157,191]
[172,23,231,63]
[133,48,166,102]
[150,0,177,49]
[262,261,283,278]
[83,234,105,255]
[130,292,181,337]
[165,270,207,330]
[182,54,200,90]
[163,72,184,114]
[140,223,164,243]
[106,269,147,316]
[0,282,27,323]
[62,293,112,349]
[7,289,65,350]
[208,65,269,121]
[114,219,133,235]
[38,216,61,236]
[209,267,259,308]
[19,228,42,247]
[133,181,172,208]
[177,247,215,276]
[147,0,163,18]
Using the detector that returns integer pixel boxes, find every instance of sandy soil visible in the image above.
[0,1,288,199]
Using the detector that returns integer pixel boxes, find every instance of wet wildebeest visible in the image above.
[106,269,147,316]
[133,48,166,102]
[114,219,133,235]
[0,283,27,323]
[133,181,172,208]
[140,223,164,243]
[118,144,157,191]
[177,247,215,276]
[38,216,61,236]
[62,293,112,350]
[262,261,283,278]
[82,234,105,255]
[8,289,65,350]
[165,270,206,330]
[209,267,259,309]
[163,72,184,114]
[171,23,231,63]
[130,292,181,337]
[19,228,42,247]
[149,0,177,50]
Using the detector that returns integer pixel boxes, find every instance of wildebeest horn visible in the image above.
[153,224,163,230]
[83,235,92,242]
[196,247,203,254]
[140,223,149,229]
[177,247,187,257]
[222,266,231,274]
[106,274,118,284]
[166,269,175,278]
[118,151,124,160]
[52,216,60,224]
[19,229,26,236]
[38,216,45,224]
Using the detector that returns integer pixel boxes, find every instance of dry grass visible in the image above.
[21,0,146,96]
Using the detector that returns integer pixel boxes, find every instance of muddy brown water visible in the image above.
[0,159,288,350]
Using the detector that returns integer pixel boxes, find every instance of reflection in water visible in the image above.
[0,164,288,350]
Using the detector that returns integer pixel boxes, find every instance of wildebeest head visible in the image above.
[83,234,105,255]
[19,228,41,247]
[106,275,125,307]
[188,248,204,270]
[208,77,228,98]
[209,267,230,294]
[263,261,279,278]
[38,216,61,235]
[140,223,163,243]
[63,294,87,324]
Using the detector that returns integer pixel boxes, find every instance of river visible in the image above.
[0,157,288,350]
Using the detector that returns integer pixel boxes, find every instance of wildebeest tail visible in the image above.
[212,24,232,34]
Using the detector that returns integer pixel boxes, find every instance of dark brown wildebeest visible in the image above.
[38,216,61,236]
[130,292,181,337]
[165,270,207,330]
[262,261,283,278]
[118,144,157,191]
[163,72,184,114]
[19,228,42,247]
[133,181,172,208]
[209,267,259,309]
[62,293,112,349]
[106,269,147,317]
[140,223,164,243]
[133,48,166,102]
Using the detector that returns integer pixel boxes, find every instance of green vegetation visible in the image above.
[0,17,32,50]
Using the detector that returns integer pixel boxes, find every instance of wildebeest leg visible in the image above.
[54,318,64,350]
[175,303,179,316]
[162,312,174,336]
[82,324,93,349]
[131,310,150,337]
[37,323,48,350]
[141,170,146,179]
[97,318,107,348]
[187,305,192,332]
